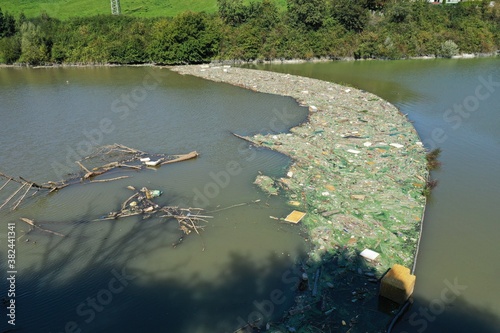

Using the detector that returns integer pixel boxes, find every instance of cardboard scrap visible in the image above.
[285,210,306,224]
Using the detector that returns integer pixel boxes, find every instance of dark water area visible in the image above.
[0,66,310,332]
[253,58,500,333]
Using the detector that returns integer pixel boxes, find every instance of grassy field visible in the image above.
[0,0,287,19]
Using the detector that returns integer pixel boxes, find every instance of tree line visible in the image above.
[0,0,499,65]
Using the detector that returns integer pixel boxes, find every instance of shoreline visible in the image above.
[170,64,429,331]
[0,50,497,68]
[211,51,498,65]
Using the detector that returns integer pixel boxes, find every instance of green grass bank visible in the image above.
[0,0,287,19]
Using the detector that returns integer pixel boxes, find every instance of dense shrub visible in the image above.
[0,0,498,65]
[439,40,459,58]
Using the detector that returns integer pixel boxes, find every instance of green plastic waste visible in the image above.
[150,190,162,198]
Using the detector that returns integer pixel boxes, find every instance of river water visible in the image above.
[0,66,310,332]
[1,60,498,333]
[254,58,500,333]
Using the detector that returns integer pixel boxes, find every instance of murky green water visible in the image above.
[0,67,309,332]
[1,60,499,332]
[254,58,500,332]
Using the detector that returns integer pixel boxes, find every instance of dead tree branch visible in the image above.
[19,218,66,237]
[0,144,200,213]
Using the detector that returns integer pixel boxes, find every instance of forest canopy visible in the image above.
[0,0,499,65]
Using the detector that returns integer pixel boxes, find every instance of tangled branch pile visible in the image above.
[1,144,207,241]
[97,186,211,236]
[0,144,198,211]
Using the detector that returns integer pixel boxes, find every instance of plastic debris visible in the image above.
[145,159,164,166]
[324,308,335,315]
[141,187,162,199]
[380,264,416,304]
[171,65,429,333]
[150,190,162,198]
[360,249,380,261]
[325,184,335,191]
[254,175,279,195]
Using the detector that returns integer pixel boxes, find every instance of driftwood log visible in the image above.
[161,151,199,165]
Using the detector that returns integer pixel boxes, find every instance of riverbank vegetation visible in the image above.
[0,0,499,65]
